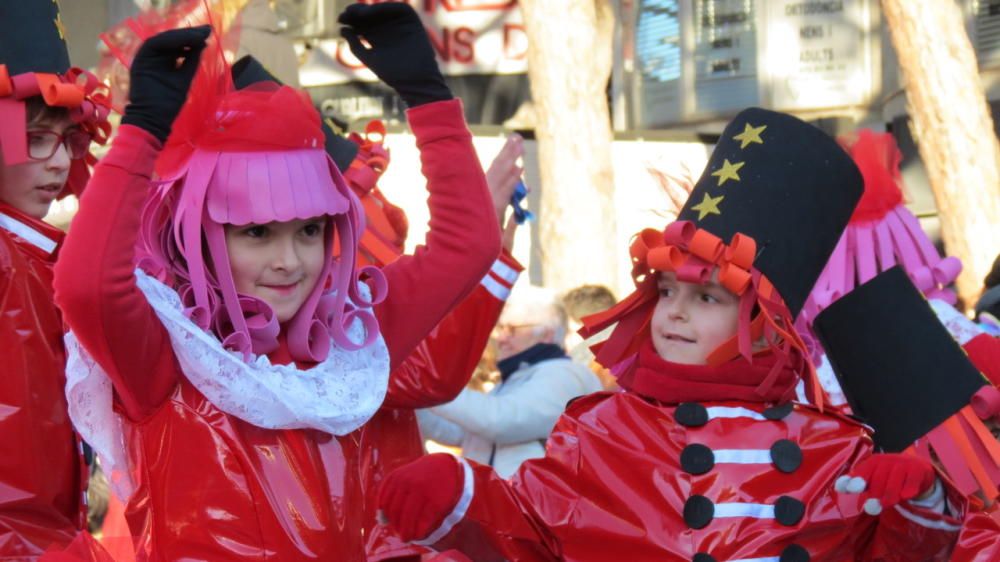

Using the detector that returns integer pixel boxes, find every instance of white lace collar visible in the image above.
[65,269,390,499]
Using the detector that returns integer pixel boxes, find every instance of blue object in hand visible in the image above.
[510,180,534,225]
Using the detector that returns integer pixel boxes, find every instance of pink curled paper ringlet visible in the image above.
[972,386,1000,421]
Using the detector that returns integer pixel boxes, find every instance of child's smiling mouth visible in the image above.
[663,332,696,343]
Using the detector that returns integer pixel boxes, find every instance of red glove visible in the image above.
[378,453,465,542]
[835,453,937,515]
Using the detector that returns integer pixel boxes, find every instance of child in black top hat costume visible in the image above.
[0,2,112,559]
[373,108,966,561]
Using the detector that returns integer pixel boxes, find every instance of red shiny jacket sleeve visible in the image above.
[53,125,178,421]
[383,250,521,409]
[427,459,563,562]
[424,403,585,562]
[0,235,82,559]
[949,510,1000,562]
[375,99,501,375]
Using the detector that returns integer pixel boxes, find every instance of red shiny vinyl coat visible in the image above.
[345,113,520,562]
[0,206,86,559]
[949,509,1000,562]
[360,275,517,561]
[432,392,963,562]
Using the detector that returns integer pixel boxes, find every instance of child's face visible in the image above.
[0,115,76,219]
[650,269,740,365]
[225,218,328,323]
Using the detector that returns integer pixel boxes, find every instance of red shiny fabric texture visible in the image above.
[122,378,371,560]
[949,510,1000,562]
[361,280,514,561]
[53,100,500,561]
[37,531,115,562]
[346,121,519,561]
[0,205,86,559]
[432,392,962,561]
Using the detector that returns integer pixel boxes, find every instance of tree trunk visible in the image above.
[519,0,619,294]
[881,0,1000,307]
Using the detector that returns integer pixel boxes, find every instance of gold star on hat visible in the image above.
[54,14,66,41]
[733,123,766,149]
[711,159,744,186]
[691,193,724,220]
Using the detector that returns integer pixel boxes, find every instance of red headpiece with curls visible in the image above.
[0,60,113,199]
[580,220,821,408]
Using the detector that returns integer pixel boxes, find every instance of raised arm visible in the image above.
[374,100,500,369]
[339,3,501,370]
[383,135,524,409]
[53,27,210,421]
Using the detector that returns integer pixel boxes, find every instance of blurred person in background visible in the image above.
[562,284,619,390]
[418,283,602,478]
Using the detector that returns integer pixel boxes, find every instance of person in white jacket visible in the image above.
[417,284,603,478]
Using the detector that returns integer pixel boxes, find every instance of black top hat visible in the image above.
[677,108,863,317]
[0,1,71,77]
[231,55,359,172]
[813,266,988,452]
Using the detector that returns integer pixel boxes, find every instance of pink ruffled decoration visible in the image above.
[799,203,962,331]
[971,386,1000,421]
[206,150,349,225]
[799,130,962,334]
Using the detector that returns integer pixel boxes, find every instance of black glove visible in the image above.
[338,3,452,108]
[121,26,211,143]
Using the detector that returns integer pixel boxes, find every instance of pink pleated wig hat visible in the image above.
[797,129,962,338]
[117,13,384,363]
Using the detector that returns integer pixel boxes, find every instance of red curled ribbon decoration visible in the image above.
[588,220,823,410]
[633,220,757,297]
[1,65,114,146]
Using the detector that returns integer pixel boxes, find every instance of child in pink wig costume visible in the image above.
[797,129,1000,405]
[795,130,1000,505]
[52,3,500,560]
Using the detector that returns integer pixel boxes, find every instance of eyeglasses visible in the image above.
[26,129,92,161]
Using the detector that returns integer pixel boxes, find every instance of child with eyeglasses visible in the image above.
[0,2,112,560]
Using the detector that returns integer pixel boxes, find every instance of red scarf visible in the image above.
[622,338,798,405]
